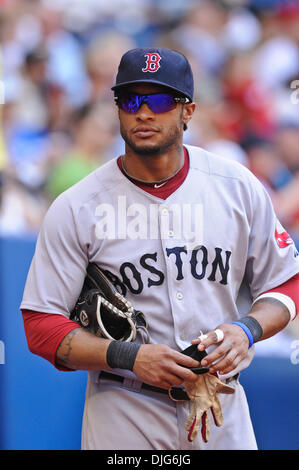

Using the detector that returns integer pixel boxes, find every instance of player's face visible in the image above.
[117,84,195,156]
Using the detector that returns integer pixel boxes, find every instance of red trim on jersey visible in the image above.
[117,146,189,199]
[22,310,81,371]
[261,273,299,315]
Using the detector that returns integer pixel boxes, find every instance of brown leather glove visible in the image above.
[184,373,235,443]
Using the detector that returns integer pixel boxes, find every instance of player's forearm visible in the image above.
[55,328,112,370]
[247,297,291,341]
[56,329,201,388]
[232,275,298,345]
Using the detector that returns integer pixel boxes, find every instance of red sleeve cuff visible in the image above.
[21,309,82,371]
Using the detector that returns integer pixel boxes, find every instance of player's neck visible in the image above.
[123,144,184,183]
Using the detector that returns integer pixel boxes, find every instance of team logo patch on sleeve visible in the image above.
[275,224,294,248]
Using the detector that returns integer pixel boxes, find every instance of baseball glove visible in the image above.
[70,263,150,343]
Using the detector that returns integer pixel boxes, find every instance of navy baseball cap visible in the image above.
[111,47,194,102]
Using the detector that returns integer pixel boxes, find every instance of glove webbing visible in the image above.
[97,291,134,319]
[94,292,150,344]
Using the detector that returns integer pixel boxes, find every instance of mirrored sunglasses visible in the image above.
[115,93,190,114]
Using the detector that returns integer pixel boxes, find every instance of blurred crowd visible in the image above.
[0,0,298,243]
[0,0,298,348]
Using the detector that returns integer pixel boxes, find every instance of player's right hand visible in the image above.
[133,344,200,389]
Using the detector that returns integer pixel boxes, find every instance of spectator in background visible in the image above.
[273,124,299,247]
[0,168,48,236]
[0,43,68,237]
[84,31,136,105]
[275,124,299,178]
[241,135,283,195]
[171,0,229,75]
[240,127,299,249]
[10,45,66,134]
[46,100,119,200]
[3,44,68,191]
[36,3,90,108]
[220,51,276,141]
[253,1,299,91]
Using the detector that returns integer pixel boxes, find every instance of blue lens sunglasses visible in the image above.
[115,92,190,114]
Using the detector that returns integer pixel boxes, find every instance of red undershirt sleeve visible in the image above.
[22,309,82,371]
[260,273,299,318]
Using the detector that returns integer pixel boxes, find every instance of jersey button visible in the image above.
[161,208,168,216]
[168,230,174,237]
[176,292,183,300]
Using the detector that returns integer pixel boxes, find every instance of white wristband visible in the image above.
[252,293,296,320]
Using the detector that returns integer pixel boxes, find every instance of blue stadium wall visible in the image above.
[0,236,298,450]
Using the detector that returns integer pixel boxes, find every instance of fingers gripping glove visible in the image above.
[184,373,235,443]
[172,344,235,443]
[70,263,150,343]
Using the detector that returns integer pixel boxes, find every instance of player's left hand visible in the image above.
[191,323,250,375]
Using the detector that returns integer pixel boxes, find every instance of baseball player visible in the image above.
[21,48,299,450]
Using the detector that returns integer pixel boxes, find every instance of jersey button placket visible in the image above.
[160,206,176,240]
[159,204,187,348]
[176,292,186,340]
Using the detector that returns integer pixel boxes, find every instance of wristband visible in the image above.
[106,341,141,371]
[232,321,254,348]
[232,316,263,348]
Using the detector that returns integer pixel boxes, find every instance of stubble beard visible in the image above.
[120,122,183,157]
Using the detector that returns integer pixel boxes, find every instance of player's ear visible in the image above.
[182,102,196,129]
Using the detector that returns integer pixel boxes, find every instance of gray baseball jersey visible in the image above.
[21,144,299,450]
